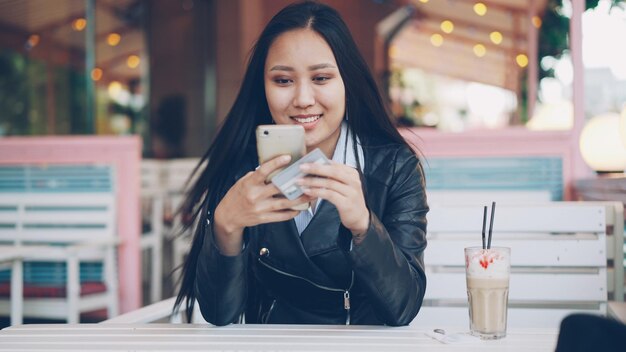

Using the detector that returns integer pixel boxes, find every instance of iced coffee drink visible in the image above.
[465,247,510,340]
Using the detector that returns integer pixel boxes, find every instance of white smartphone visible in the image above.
[256,124,306,179]
[256,124,309,211]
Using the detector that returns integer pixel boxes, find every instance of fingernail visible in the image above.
[281,155,291,162]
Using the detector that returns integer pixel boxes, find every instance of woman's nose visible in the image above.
[293,82,315,108]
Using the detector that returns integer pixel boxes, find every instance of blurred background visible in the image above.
[0,0,624,156]
[0,0,625,328]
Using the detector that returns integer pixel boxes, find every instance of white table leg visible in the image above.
[11,258,23,326]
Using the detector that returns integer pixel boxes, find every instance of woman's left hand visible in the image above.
[297,162,369,236]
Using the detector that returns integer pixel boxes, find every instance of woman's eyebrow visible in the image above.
[269,65,294,72]
[268,63,336,72]
[308,63,336,70]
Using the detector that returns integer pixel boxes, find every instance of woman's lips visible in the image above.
[291,114,322,129]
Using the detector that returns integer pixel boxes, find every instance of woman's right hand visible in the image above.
[212,155,312,256]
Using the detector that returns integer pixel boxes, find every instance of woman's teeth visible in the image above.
[293,115,321,123]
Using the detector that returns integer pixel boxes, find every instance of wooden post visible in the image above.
[527,0,539,122]
[569,0,593,195]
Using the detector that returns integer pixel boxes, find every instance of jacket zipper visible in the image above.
[344,271,354,325]
[343,287,351,325]
[258,259,354,324]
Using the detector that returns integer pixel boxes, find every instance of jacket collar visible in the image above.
[299,200,342,257]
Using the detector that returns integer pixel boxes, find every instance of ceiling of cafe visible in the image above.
[391,0,548,91]
[0,0,549,91]
[0,0,143,82]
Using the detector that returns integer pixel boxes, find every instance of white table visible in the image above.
[0,246,26,326]
[0,323,559,351]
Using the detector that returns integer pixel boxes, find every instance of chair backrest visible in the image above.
[164,158,201,195]
[0,164,117,287]
[427,189,552,205]
[140,160,165,235]
[141,160,164,196]
[423,156,564,200]
[412,201,618,329]
[0,193,116,244]
[0,164,113,193]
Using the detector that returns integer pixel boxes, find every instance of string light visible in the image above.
[440,20,454,34]
[127,55,140,68]
[516,54,529,67]
[430,33,444,47]
[532,16,542,28]
[91,68,103,81]
[474,3,487,16]
[473,44,486,57]
[72,18,86,31]
[107,33,121,46]
[489,31,503,45]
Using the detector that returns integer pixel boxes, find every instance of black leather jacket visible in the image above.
[195,143,428,326]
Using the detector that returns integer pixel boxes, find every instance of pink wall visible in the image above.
[0,136,142,313]
[401,127,591,200]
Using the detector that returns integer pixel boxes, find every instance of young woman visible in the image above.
[175,1,428,326]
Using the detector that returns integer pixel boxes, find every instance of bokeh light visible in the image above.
[91,68,103,81]
[441,20,454,34]
[127,55,140,68]
[473,44,486,57]
[72,18,86,31]
[430,33,444,47]
[532,16,542,28]
[107,33,121,46]
[474,3,487,16]
[516,54,529,67]
[489,31,502,45]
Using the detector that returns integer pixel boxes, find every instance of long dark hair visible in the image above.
[174,0,417,321]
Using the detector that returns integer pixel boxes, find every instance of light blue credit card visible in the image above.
[271,148,330,200]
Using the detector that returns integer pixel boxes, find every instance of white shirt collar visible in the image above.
[331,121,364,171]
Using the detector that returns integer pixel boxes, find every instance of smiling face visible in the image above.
[264,29,346,157]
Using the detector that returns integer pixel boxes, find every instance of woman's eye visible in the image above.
[313,76,330,83]
[273,78,292,85]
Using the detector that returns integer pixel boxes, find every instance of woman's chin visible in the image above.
[295,118,322,131]
[304,138,320,152]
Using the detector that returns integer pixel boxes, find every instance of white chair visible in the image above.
[169,194,190,275]
[164,158,201,192]
[426,189,552,205]
[140,160,165,303]
[0,193,119,324]
[138,158,202,303]
[162,158,201,290]
[412,201,623,329]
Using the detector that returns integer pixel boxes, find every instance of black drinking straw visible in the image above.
[487,201,496,249]
[481,206,487,249]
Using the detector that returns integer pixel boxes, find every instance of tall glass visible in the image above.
[464,246,510,340]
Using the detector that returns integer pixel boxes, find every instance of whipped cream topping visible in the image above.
[465,248,510,278]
